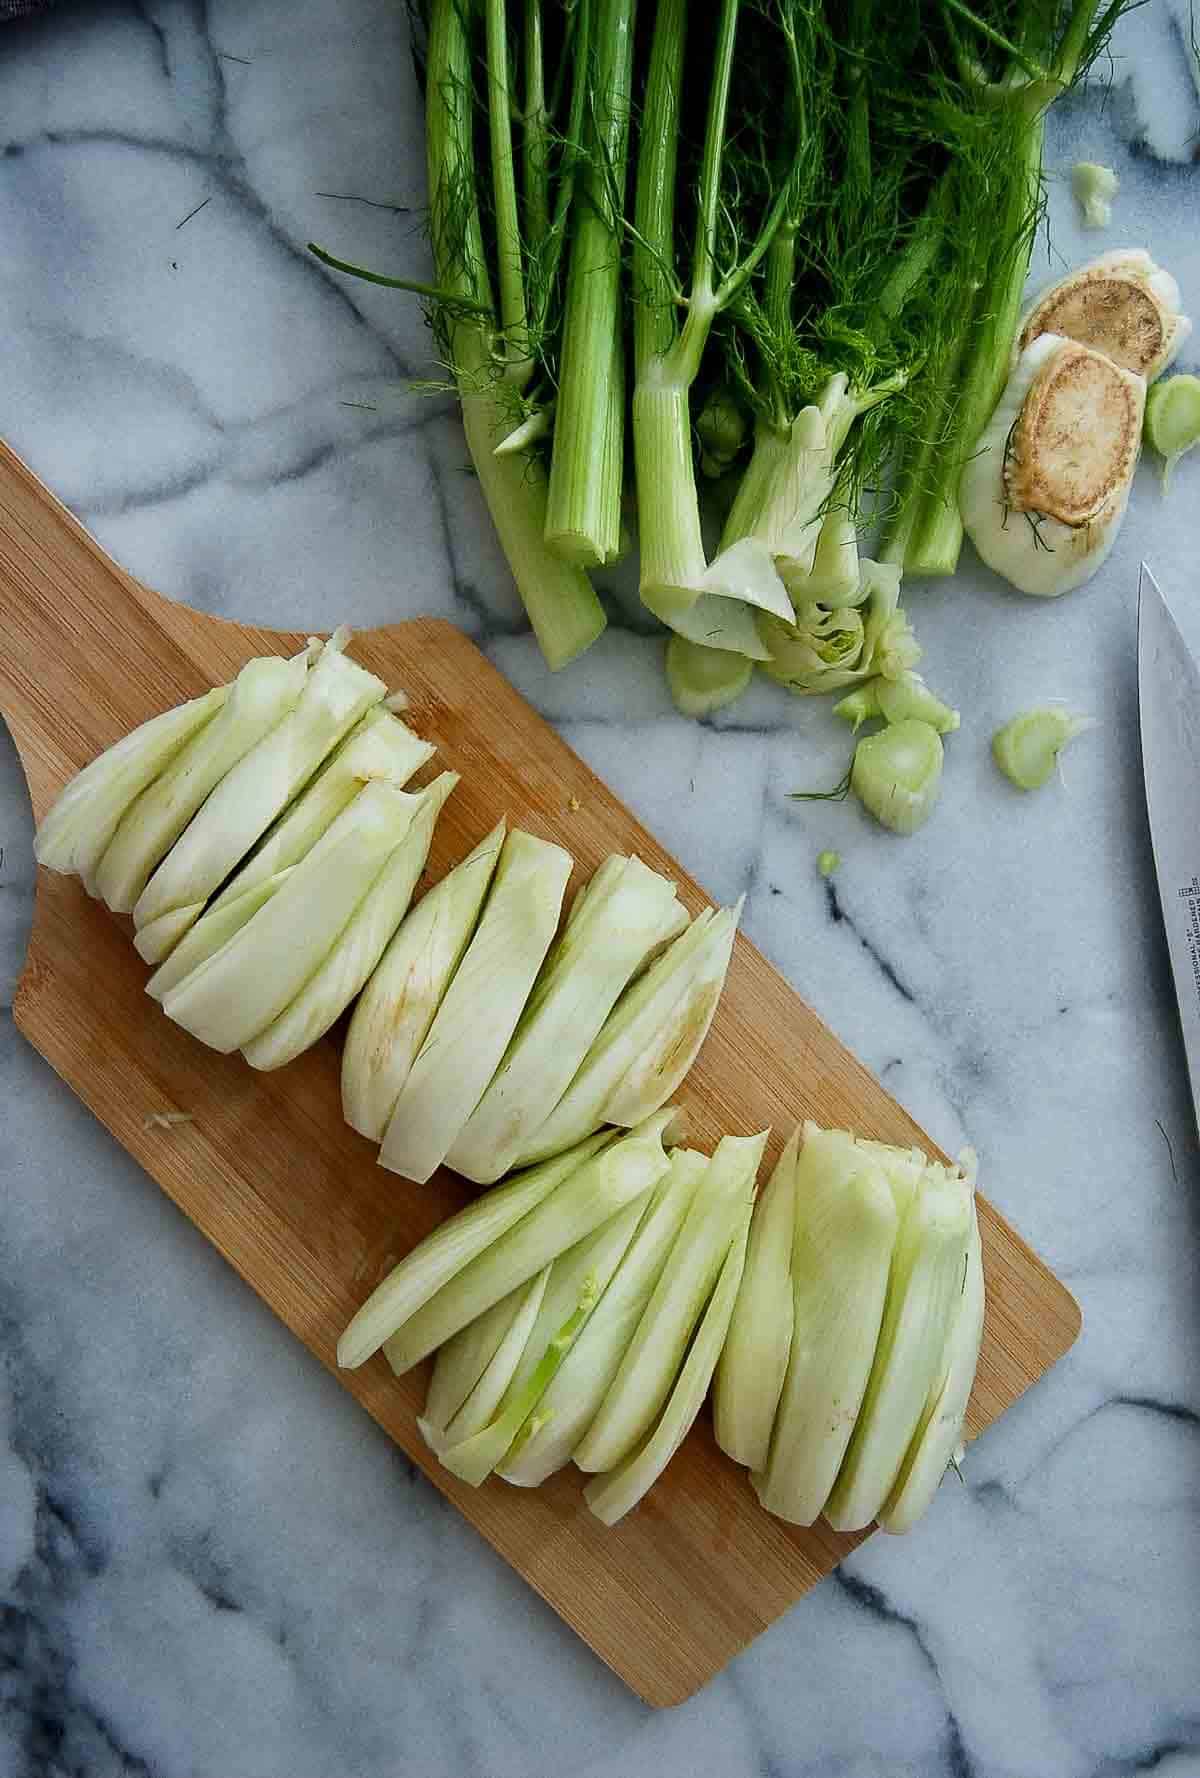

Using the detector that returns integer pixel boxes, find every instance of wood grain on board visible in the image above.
[0,439,1080,1705]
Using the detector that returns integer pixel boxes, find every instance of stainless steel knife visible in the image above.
[1138,561,1200,1124]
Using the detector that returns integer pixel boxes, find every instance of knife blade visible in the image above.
[1137,561,1200,1126]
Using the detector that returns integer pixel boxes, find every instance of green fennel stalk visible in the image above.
[631,0,802,617]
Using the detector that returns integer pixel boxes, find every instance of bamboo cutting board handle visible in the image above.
[0,436,1081,1706]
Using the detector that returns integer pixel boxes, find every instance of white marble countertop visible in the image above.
[2,3,1199,1774]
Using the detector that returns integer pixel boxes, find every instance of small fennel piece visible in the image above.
[585,1199,752,1525]
[433,1194,651,1485]
[1018,249,1190,383]
[992,707,1092,791]
[499,1148,707,1487]
[447,856,685,1185]
[881,1199,985,1534]
[341,822,505,1142]
[851,720,944,836]
[242,773,458,1072]
[1145,375,1200,490]
[145,869,295,1001]
[379,829,573,1184]
[824,1163,974,1533]
[665,637,753,719]
[35,685,228,886]
[575,1131,766,1473]
[713,1130,799,1472]
[875,674,960,735]
[95,649,311,912]
[132,637,388,958]
[382,1111,678,1374]
[816,850,840,880]
[1071,162,1118,230]
[422,1267,550,1456]
[161,781,412,1054]
[834,685,882,733]
[960,334,1146,599]
[514,899,741,1165]
[337,1129,614,1370]
[209,706,433,914]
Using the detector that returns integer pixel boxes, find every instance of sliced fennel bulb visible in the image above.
[881,1198,984,1534]
[210,705,433,913]
[1018,249,1190,382]
[515,900,740,1165]
[499,1148,707,1487]
[959,334,1145,598]
[436,1269,604,1488]
[144,870,295,1001]
[713,1129,799,1472]
[423,1277,542,1447]
[432,1193,651,1485]
[447,855,683,1184]
[341,823,505,1142]
[823,1163,973,1533]
[585,1200,751,1526]
[665,637,753,719]
[35,685,227,885]
[337,1130,614,1370]
[381,1111,677,1374]
[133,637,388,956]
[992,707,1092,791]
[94,648,311,912]
[161,780,410,1053]
[575,1131,765,1473]
[242,772,458,1071]
[1145,374,1200,489]
[379,829,573,1183]
[420,1267,550,1456]
[751,1128,899,1526]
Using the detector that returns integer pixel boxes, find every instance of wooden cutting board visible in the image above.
[0,439,1080,1706]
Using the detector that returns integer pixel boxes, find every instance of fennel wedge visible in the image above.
[242,772,458,1072]
[713,1129,799,1472]
[584,1200,752,1525]
[338,1130,614,1371]
[379,829,573,1184]
[498,1148,707,1487]
[133,636,390,959]
[446,854,685,1184]
[574,1131,765,1473]
[161,781,413,1054]
[35,685,228,887]
[823,1162,974,1533]
[341,823,506,1143]
[94,647,312,912]
[381,1111,678,1374]
[431,1193,651,1485]
[514,899,741,1165]
[751,1129,899,1527]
